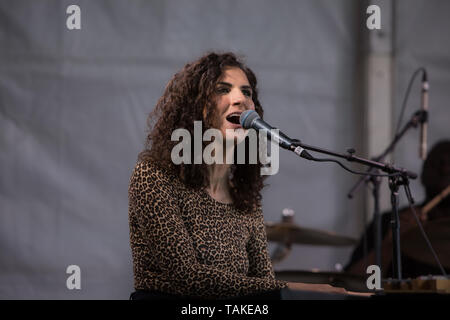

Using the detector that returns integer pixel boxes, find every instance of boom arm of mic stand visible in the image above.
[291,140,417,180]
[290,139,418,282]
[346,109,425,199]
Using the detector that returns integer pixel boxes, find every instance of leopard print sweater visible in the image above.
[128,160,287,298]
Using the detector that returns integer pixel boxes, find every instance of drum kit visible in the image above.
[265,203,450,293]
[265,208,367,291]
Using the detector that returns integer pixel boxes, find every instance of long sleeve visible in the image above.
[247,207,282,280]
[128,161,287,298]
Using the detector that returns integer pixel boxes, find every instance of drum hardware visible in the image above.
[269,208,294,264]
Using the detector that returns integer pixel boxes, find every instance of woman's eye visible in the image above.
[216,87,229,94]
[242,89,252,97]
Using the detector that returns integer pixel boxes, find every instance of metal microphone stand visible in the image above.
[388,174,403,280]
[387,171,417,280]
[345,109,427,277]
[290,124,421,281]
[290,140,417,180]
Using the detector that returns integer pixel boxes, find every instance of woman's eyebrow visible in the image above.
[216,81,232,87]
[217,81,252,90]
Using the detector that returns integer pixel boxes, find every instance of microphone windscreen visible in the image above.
[240,110,260,129]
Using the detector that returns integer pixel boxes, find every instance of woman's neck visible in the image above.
[207,163,230,191]
[204,138,237,203]
[206,163,233,203]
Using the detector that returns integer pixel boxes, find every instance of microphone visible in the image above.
[240,110,293,149]
[240,110,313,160]
[420,71,429,160]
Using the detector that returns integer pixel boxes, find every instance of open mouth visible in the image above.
[226,112,241,125]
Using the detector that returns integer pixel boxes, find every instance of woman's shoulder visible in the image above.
[254,204,265,221]
[130,159,179,186]
[240,202,264,220]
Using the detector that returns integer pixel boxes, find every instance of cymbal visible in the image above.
[265,222,357,246]
[401,218,450,269]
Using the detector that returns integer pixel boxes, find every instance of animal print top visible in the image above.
[128,160,287,298]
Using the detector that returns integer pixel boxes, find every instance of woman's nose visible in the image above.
[230,88,246,106]
[230,90,255,110]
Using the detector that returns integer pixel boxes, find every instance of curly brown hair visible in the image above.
[139,52,267,212]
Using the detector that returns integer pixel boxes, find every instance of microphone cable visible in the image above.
[405,201,447,277]
[395,67,427,137]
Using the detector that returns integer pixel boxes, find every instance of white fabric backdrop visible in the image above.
[393,0,450,208]
[1,0,448,299]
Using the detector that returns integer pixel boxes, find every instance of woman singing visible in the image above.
[128,52,348,299]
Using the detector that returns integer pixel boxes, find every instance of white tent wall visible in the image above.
[393,0,450,208]
[0,0,448,299]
